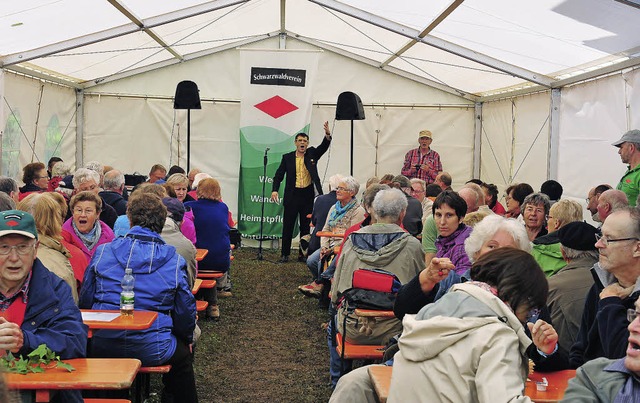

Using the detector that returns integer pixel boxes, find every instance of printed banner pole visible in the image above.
[238,49,321,240]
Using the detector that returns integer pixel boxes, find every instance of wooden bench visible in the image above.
[199,279,216,289]
[197,271,224,280]
[196,300,209,312]
[335,332,385,360]
[135,365,172,403]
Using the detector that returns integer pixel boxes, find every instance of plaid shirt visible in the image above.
[401,147,442,183]
[0,271,31,311]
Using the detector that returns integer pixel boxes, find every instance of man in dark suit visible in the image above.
[271,121,332,262]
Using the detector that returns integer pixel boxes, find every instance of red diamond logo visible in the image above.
[254,96,298,119]
[6,220,18,227]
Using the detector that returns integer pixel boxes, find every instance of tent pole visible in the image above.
[350,120,354,176]
[187,109,191,172]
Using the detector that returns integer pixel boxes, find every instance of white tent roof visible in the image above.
[2,0,640,99]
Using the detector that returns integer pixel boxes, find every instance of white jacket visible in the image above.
[388,283,533,403]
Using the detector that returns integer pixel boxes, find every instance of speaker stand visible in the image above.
[350,120,354,176]
[255,148,276,263]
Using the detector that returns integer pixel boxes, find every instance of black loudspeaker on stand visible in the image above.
[335,91,365,175]
[174,81,202,172]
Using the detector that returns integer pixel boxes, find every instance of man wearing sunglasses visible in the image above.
[569,207,640,369]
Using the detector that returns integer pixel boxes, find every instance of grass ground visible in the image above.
[150,247,333,402]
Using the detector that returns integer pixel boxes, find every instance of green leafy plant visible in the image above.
[0,344,75,374]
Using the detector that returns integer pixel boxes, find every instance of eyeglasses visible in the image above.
[595,233,639,246]
[628,309,640,323]
[336,187,349,192]
[35,176,48,180]
[73,208,97,215]
[0,243,36,256]
[411,189,425,194]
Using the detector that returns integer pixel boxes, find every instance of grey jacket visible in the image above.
[561,357,627,402]
[332,223,424,344]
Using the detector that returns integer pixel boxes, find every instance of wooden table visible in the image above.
[81,310,158,338]
[525,369,576,402]
[195,248,208,261]
[368,365,575,403]
[6,357,141,402]
[369,365,392,403]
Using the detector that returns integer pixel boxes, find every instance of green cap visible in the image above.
[0,210,38,240]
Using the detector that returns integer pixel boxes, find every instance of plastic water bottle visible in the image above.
[120,268,135,316]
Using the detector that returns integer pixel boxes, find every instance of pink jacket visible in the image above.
[62,219,115,262]
[181,209,197,245]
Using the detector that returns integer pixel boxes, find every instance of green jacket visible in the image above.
[531,231,566,277]
[617,163,640,207]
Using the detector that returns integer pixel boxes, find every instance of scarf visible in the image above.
[327,198,357,229]
[72,220,102,251]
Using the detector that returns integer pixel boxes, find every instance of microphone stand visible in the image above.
[257,148,269,261]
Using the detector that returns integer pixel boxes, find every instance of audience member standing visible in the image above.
[401,130,442,184]
[613,129,640,206]
[271,122,332,263]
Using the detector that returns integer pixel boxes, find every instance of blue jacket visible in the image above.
[184,199,231,272]
[79,226,196,366]
[21,259,88,403]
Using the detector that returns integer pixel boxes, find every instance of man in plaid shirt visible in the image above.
[401,130,442,184]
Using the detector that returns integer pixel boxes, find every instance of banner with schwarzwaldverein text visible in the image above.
[238,49,320,239]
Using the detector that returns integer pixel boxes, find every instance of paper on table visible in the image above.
[81,312,120,322]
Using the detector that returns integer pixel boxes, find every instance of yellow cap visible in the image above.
[419,130,432,139]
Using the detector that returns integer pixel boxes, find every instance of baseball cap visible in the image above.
[0,210,38,239]
[612,129,640,147]
[418,130,432,139]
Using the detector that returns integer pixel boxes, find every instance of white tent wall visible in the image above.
[83,94,241,208]
[82,37,475,220]
[1,72,77,180]
[557,71,634,202]
[480,92,551,200]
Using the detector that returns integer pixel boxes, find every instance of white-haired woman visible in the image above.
[300,176,366,297]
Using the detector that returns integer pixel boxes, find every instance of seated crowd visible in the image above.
[0,159,235,402]
[4,126,640,402]
[293,131,640,402]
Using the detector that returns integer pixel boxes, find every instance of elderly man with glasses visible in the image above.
[569,207,640,369]
[0,210,87,402]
